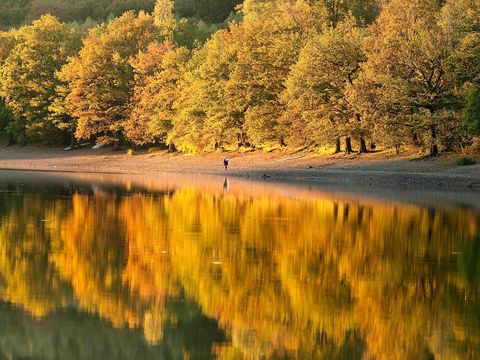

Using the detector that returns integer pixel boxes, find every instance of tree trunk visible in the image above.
[112,134,120,151]
[168,143,176,152]
[69,133,76,150]
[395,144,401,155]
[237,132,245,148]
[279,136,287,147]
[370,142,376,151]
[359,137,368,154]
[412,132,421,147]
[345,136,353,155]
[334,137,341,153]
[430,126,439,156]
[112,132,122,151]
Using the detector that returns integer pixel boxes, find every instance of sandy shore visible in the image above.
[0,144,479,194]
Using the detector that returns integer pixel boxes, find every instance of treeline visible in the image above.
[0,0,155,30]
[0,0,240,30]
[0,0,479,154]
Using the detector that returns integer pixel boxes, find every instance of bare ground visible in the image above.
[0,144,479,194]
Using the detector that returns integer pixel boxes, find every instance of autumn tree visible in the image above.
[170,29,239,152]
[48,72,78,148]
[0,0,478,153]
[356,0,461,155]
[0,100,14,142]
[126,41,189,148]
[283,17,367,153]
[154,0,217,49]
[170,0,314,151]
[60,11,158,148]
[225,0,316,148]
[0,15,81,144]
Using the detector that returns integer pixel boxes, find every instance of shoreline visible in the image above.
[0,144,479,194]
[1,165,480,211]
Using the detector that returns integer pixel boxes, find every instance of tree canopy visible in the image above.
[59,11,158,147]
[0,15,81,143]
[0,0,479,154]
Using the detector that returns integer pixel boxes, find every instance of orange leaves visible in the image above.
[126,41,188,146]
[62,12,158,142]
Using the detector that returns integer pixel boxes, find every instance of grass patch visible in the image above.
[457,156,477,166]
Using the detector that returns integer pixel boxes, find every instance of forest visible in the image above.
[0,0,479,155]
[0,0,240,29]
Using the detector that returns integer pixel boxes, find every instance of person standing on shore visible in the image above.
[224,157,230,170]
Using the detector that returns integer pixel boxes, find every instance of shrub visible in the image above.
[457,156,477,166]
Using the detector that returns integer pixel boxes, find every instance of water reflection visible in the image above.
[0,171,479,359]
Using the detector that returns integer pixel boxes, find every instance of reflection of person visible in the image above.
[223,178,229,193]
[223,157,230,170]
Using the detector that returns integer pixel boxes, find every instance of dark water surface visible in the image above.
[0,170,479,359]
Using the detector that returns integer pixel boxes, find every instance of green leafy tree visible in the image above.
[0,0,240,31]
[175,0,241,23]
[464,89,480,135]
[309,0,380,29]
[174,18,218,49]
[0,31,17,143]
[442,0,480,138]
[0,0,30,30]
[0,0,157,30]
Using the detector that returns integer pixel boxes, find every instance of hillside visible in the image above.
[0,0,240,30]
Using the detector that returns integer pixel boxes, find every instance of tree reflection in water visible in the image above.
[0,173,478,359]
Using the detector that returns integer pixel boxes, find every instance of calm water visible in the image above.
[0,170,479,359]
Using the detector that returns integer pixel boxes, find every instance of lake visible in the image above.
[0,170,478,359]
